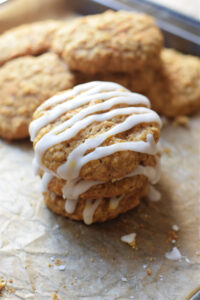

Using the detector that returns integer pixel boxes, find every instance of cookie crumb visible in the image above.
[0,279,6,293]
[172,224,179,231]
[149,257,153,262]
[167,230,178,243]
[52,292,58,300]
[121,277,128,282]
[146,268,151,276]
[90,258,94,262]
[162,147,171,155]
[48,263,53,268]
[121,233,136,249]
[173,116,189,127]
[55,259,61,266]
[58,265,66,271]
[165,247,182,260]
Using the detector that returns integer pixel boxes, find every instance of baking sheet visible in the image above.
[0,113,200,299]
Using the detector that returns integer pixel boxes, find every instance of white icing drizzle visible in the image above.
[41,172,53,192]
[65,198,79,214]
[109,194,124,210]
[83,198,102,225]
[40,157,160,216]
[62,178,102,200]
[29,82,161,224]
[148,185,161,202]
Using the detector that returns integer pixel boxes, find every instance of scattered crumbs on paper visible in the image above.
[90,258,94,263]
[121,233,136,249]
[52,292,58,300]
[165,247,182,260]
[0,279,6,294]
[58,265,66,271]
[162,147,171,155]
[173,116,189,127]
[55,259,62,266]
[167,230,178,243]
[121,277,128,282]
[147,185,161,202]
[5,285,16,294]
[172,224,179,231]
[146,268,151,276]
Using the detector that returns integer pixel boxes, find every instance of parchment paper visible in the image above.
[0,113,200,300]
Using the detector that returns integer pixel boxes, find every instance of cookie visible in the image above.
[0,20,62,66]
[42,161,158,200]
[52,10,163,74]
[44,187,147,224]
[30,81,161,181]
[147,49,200,117]
[0,53,74,140]
[30,81,161,224]
[74,66,156,95]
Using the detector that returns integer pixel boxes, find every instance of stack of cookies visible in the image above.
[30,81,161,224]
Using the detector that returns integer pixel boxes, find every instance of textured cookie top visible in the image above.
[0,53,74,140]
[148,48,200,117]
[0,20,62,66]
[52,10,163,74]
[30,81,161,181]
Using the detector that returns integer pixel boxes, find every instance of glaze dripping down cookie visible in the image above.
[30,81,161,224]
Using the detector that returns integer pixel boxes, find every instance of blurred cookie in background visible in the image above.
[0,53,74,140]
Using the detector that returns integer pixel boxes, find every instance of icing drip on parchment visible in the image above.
[30,82,161,224]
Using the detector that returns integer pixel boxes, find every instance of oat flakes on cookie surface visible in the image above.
[52,10,163,74]
[0,53,74,140]
[0,20,62,66]
[30,81,161,224]
[147,49,200,117]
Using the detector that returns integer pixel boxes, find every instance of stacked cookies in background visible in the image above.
[51,10,200,118]
[52,10,163,96]
[0,10,200,141]
[30,81,161,224]
[0,20,75,140]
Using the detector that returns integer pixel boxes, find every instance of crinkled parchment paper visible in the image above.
[0,114,200,300]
